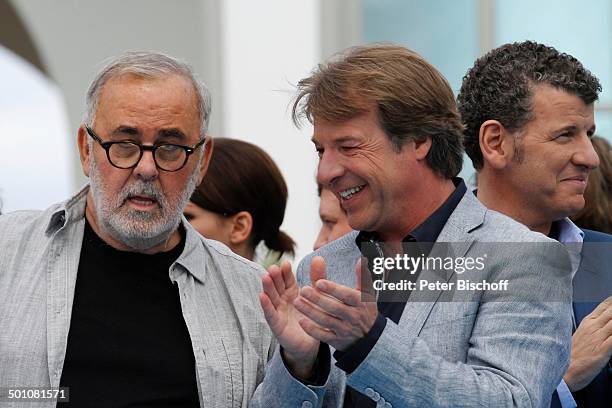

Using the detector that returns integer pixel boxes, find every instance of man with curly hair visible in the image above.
[458,40,612,407]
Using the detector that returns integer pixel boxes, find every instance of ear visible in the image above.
[77,125,91,177]
[412,136,432,161]
[228,211,253,245]
[479,120,514,170]
[197,137,214,185]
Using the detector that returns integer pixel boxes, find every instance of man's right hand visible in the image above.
[259,258,326,380]
[563,296,612,391]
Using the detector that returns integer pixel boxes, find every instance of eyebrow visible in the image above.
[552,124,596,134]
[112,126,139,137]
[110,126,188,141]
[158,128,188,141]
[311,135,359,145]
[334,136,359,144]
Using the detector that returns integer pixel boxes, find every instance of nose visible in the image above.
[316,150,344,189]
[133,149,159,180]
[573,134,600,171]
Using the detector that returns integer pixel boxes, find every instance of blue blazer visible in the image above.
[572,229,612,407]
[553,229,612,407]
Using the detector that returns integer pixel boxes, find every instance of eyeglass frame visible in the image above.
[85,126,206,172]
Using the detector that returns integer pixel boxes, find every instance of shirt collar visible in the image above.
[172,216,209,283]
[410,177,466,243]
[356,177,467,249]
[552,218,584,244]
[551,218,584,280]
[45,185,89,235]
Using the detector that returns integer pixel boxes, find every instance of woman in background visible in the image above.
[185,138,295,265]
[314,183,352,250]
[571,136,612,234]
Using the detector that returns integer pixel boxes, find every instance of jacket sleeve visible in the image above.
[343,243,573,408]
[249,258,344,408]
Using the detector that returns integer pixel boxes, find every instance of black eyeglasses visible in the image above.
[86,126,206,172]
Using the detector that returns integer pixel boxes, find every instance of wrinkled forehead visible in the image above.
[99,72,197,104]
[95,73,201,134]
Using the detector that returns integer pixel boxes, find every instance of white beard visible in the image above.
[88,156,200,251]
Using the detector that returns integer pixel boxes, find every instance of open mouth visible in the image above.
[127,195,159,208]
[339,185,365,201]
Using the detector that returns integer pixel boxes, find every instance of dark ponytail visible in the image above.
[264,230,295,256]
[191,138,296,258]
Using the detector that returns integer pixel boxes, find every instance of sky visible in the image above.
[0,45,72,214]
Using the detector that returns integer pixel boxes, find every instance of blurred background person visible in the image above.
[313,183,352,250]
[184,137,295,266]
[571,136,612,234]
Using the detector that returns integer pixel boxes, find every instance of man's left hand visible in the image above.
[294,258,378,351]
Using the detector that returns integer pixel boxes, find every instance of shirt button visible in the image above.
[301,401,313,408]
[372,391,380,401]
[365,388,375,398]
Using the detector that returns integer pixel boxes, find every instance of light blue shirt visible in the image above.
[554,218,584,408]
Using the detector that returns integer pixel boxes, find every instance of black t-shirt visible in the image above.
[58,221,199,407]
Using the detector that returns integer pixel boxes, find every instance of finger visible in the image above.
[259,293,280,328]
[298,318,337,344]
[601,314,612,338]
[589,296,612,320]
[315,279,361,307]
[601,322,612,355]
[261,274,282,308]
[268,264,287,297]
[310,256,327,286]
[280,260,297,289]
[294,295,342,331]
[301,285,350,319]
[355,257,376,300]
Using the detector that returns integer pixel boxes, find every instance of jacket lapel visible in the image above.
[399,191,485,335]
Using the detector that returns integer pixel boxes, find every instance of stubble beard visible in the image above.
[89,156,200,251]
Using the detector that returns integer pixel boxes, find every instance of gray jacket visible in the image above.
[0,186,275,408]
[251,190,573,408]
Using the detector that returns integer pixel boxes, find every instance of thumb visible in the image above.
[310,256,327,286]
[356,257,376,301]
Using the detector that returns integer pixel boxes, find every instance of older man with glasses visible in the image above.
[0,52,274,407]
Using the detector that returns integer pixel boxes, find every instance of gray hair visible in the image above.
[83,51,212,137]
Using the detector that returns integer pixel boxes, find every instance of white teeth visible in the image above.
[339,185,364,200]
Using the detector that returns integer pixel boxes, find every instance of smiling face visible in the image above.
[313,108,424,241]
[79,73,211,252]
[504,85,599,228]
